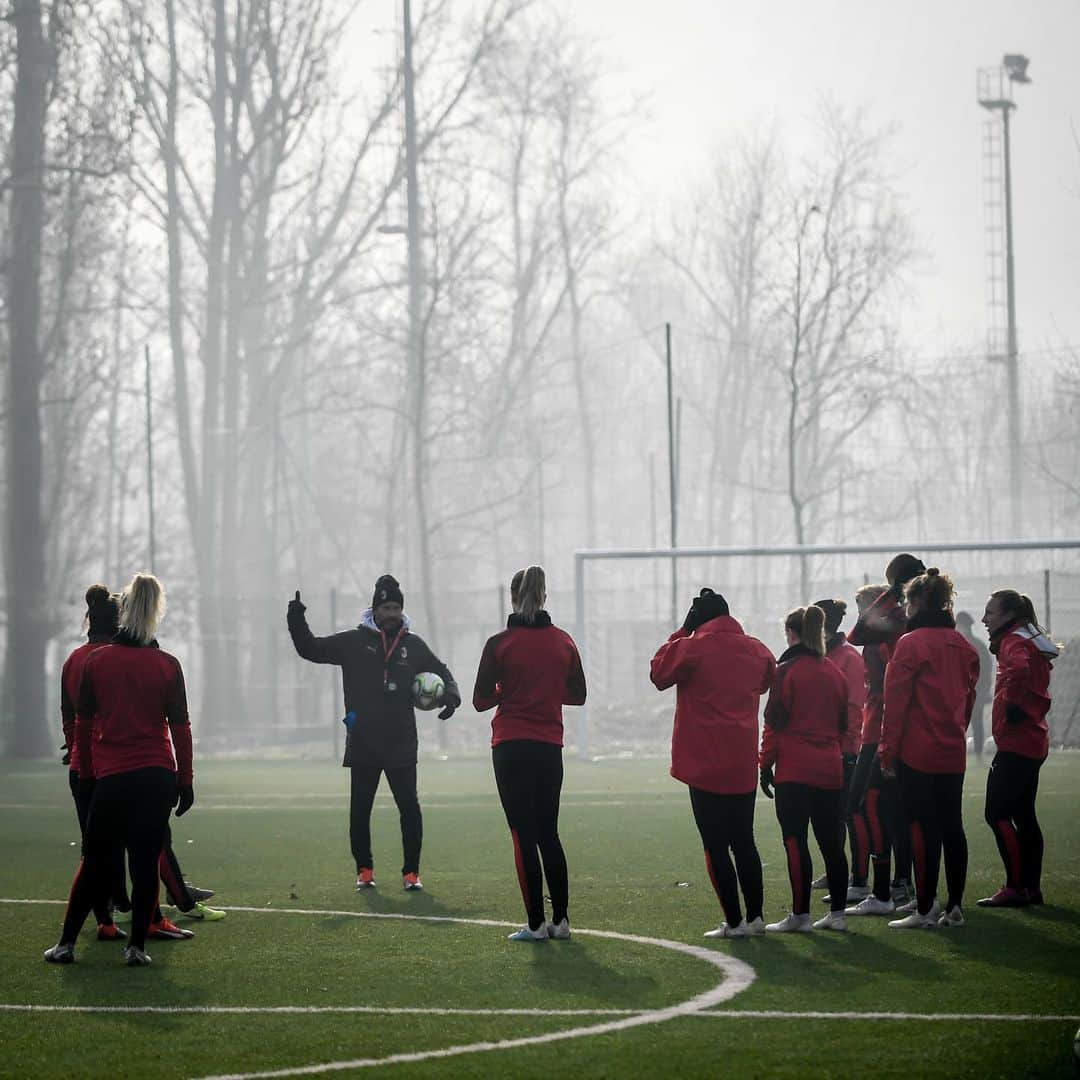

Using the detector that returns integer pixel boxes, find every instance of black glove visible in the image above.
[759,765,775,800]
[438,689,461,722]
[60,743,71,766]
[1005,703,1026,725]
[175,784,195,817]
[681,603,699,633]
[287,590,306,620]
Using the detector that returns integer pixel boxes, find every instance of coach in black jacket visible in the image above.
[287,574,460,891]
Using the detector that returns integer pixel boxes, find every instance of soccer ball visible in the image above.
[412,672,445,711]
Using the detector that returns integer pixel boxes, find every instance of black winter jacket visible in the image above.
[287,608,459,769]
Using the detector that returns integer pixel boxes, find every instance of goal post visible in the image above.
[572,538,1080,761]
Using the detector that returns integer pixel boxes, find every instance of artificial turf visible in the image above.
[1,753,1077,1078]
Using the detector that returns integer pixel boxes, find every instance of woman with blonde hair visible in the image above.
[473,566,586,942]
[759,605,850,933]
[44,573,194,967]
[880,569,979,930]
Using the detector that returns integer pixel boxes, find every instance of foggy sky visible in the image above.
[564,0,1079,361]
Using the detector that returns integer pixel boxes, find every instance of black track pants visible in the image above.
[68,771,126,924]
[349,762,422,876]
[492,740,568,931]
[62,767,175,949]
[897,763,967,915]
[158,826,195,911]
[984,751,1044,891]
[689,787,763,926]
[774,782,849,914]
[842,754,869,885]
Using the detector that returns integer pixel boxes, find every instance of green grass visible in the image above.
[1,754,1078,1078]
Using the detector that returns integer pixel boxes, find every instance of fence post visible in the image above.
[330,587,339,759]
[575,552,588,761]
[1044,569,1051,634]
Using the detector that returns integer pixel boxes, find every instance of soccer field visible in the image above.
[2,754,1078,1079]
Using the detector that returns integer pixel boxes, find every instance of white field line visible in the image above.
[2,899,754,1080]
[0,1004,1075,1023]
[3,899,1073,1079]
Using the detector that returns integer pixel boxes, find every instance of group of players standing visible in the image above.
[652,551,1058,937]
[44,551,1056,961]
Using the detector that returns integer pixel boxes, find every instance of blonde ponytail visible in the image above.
[510,565,547,625]
[785,605,826,658]
[119,572,166,645]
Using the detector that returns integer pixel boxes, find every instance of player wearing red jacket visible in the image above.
[651,589,776,939]
[759,605,850,933]
[473,566,586,942]
[60,586,127,941]
[44,574,194,967]
[815,598,868,905]
[880,569,979,930]
[978,590,1058,908]
[844,584,911,916]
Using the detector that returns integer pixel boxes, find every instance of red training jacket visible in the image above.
[473,613,586,748]
[859,642,890,746]
[60,637,111,774]
[826,636,866,755]
[76,641,193,784]
[650,616,776,796]
[879,625,979,774]
[991,627,1054,760]
[760,647,847,790]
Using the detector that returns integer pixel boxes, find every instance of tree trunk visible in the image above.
[4,0,51,757]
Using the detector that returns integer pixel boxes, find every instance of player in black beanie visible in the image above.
[288,573,460,891]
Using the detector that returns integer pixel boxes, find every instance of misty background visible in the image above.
[2,0,1078,761]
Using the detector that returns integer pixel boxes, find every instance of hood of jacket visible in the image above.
[1005,621,1060,660]
[358,608,413,634]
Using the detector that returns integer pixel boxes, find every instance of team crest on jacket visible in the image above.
[400,646,408,658]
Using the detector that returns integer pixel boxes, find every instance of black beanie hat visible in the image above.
[691,587,730,625]
[372,574,404,609]
[813,598,847,635]
[885,553,926,588]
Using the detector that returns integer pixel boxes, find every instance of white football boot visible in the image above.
[888,901,941,929]
[704,920,750,939]
[938,905,965,928]
[845,895,895,916]
[813,910,849,932]
[765,912,813,933]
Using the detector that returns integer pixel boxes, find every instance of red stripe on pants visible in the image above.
[996,819,1022,887]
[704,850,722,901]
[866,789,885,854]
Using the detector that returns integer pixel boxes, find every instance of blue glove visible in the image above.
[342,711,357,732]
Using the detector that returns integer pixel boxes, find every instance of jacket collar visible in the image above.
[359,608,412,634]
[825,631,847,652]
[778,642,818,664]
[990,618,1060,659]
[507,610,553,629]
[112,629,159,648]
[906,610,955,631]
[692,614,744,637]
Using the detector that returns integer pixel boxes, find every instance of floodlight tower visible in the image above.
[978,54,1030,536]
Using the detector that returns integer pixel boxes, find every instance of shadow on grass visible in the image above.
[511,937,660,1008]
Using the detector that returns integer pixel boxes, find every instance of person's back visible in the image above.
[881,619,979,774]
[80,637,187,781]
[474,612,585,746]
[763,648,847,789]
[650,614,774,794]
